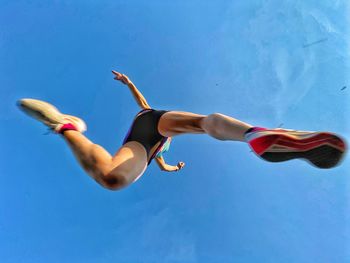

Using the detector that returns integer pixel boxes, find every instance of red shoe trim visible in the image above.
[249,135,280,155]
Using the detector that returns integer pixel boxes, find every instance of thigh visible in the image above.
[111,141,148,185]
[157,111,207,137]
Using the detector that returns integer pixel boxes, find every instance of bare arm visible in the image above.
[112,70,151,109]
[155,155,185,172]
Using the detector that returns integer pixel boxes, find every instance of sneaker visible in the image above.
[17,98,87,133]
[245,127,346,169]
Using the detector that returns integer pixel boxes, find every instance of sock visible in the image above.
[58,123,78,134]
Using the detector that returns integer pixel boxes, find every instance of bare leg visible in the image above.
[17,97,151,190]
[200,113,253,142]
[62,130,148,190]
[63,131,112,182]
[158,111,253,142]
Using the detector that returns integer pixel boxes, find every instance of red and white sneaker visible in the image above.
[245,127,346,169]
[18,98,87,134]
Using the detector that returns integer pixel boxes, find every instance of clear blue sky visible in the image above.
[1,0,349,262]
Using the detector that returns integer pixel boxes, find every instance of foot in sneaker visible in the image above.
[17,98,87,134]
[245,127,346,169]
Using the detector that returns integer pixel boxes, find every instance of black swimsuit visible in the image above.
[122,109,169,165]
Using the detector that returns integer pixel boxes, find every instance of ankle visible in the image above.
[244,127,267,135]
[58,123,79,134]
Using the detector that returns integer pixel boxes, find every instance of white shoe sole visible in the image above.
[18,98,87,132]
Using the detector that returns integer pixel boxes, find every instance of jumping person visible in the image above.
[17,71,347,191]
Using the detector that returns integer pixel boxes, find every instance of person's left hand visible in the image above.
[112,70,131,85]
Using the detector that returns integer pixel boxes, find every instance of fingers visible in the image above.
[112,70,130,81]
[112,71,122,81]
[112,70,130,84]
[111,70,120,76]
[176,162,185,171]
[112,70,125,79]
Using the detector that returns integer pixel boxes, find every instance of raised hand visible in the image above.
[112,70,131,85]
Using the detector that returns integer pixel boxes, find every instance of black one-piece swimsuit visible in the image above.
[122,108,169,165]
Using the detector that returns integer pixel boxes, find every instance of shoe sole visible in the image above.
[18,99,65,125]
[17,98,86,132]
[249,131,347,169]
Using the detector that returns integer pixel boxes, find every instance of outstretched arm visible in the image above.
[112,70,151,109]
[155,155,185,172]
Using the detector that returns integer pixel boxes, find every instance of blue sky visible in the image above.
[1,0,349,262]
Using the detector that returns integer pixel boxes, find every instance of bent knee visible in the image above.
[201,113,225,138]
[201,113,221,125]
[201,113,223,129]
[100,172,129,191]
